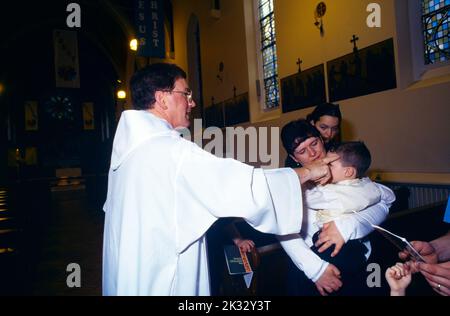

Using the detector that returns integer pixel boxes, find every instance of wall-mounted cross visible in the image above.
[296,58,303,73]
[350,34,359,53]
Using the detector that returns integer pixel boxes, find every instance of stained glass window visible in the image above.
[422,0,450,64]
[258,0,279,109]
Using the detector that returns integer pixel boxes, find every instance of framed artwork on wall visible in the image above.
[281,64,326,113]
[327,38,397,102]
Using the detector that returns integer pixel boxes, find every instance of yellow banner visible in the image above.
[25,101,38,131]
[82,102,95,130]
[54,30,80,88]
[25,147,38,166]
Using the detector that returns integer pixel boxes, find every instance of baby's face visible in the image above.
[327,153,348,183]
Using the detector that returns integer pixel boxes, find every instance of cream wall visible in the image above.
[275,0,395,78]
[170,0,249,106]
[270,0,450,173]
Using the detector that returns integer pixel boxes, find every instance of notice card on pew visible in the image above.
[224,245,254,288]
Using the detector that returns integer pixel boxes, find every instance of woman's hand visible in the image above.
[315,221,345,257]
[233,238,255,253]
[315,264,342,296]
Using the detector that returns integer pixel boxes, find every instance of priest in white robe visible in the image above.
[102,63,337,296]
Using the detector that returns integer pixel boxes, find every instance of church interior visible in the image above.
[0,0,449,296]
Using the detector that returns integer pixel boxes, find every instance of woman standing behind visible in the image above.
[306,102,342,151]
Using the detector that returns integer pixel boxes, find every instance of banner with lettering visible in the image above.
[25,101,38,131]
[135,0,165,58]
[53,30,80,88]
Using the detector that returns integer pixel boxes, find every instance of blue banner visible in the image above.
[135,0,165,58]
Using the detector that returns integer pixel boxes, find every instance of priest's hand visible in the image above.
[295,155,339,185]
[315,221,345,257]
[315,264,342,296]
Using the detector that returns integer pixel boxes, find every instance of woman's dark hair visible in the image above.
[130,63,187,110]
[306,103,342,124]
[281,119,321,156]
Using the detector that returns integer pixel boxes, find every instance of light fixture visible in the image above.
[216,62,224,82]
[314,2,326,36]
[117,90,126,99]
[210,0,221,19]
[130,39,138,51]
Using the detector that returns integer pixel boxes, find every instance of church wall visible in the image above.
[264,0,450,174]
[171,0,249,107]
[275,0,394,78]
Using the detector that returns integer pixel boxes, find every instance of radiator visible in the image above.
[386,183,450,209]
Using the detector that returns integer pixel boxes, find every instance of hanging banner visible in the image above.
[7,149,19,167]
[82,102,95,130]
[53,29,80,88]
[25,101,38,131]
[25,147,38,166]
[135,0,165,58]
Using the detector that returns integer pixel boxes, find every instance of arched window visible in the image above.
[257,0,279,109]
[164,0,175,58]
[421,0,450,64]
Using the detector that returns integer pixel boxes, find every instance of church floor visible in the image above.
[0,185,104,296]
[31,189,104,295]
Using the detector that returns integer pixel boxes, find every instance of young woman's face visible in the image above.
[291,136,326,165]
[312,115,340,143]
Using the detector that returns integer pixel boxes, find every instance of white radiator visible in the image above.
[387,184,449,209]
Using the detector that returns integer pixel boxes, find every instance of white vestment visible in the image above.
[278,180,394,281]
[102,110,303,296]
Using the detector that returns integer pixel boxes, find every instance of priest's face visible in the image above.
[290,136,326,166]
[165,78,196,128]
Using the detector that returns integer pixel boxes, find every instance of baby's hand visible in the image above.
[385,262,412,296]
